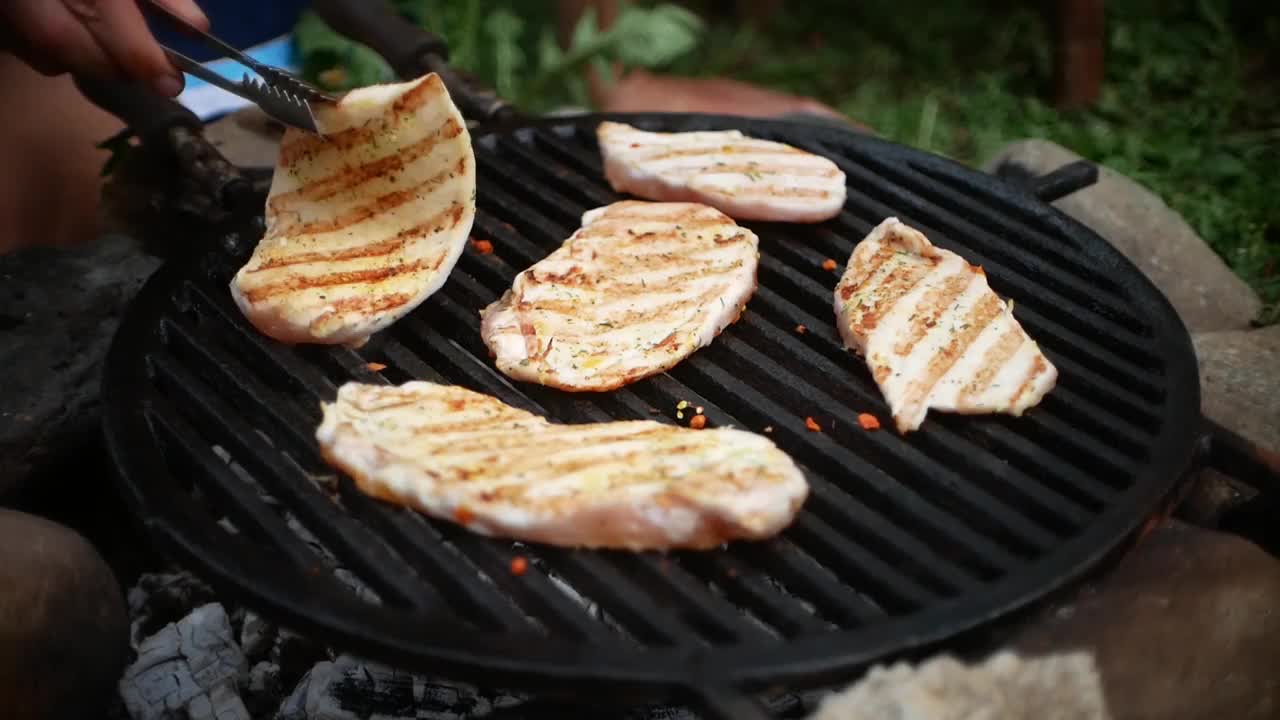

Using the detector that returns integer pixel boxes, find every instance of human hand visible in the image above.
[0,0,209,97]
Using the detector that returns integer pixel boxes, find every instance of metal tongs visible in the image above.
[143,0,336,133]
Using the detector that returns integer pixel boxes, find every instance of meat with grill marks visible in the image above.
[480,201,759,391]
[596,121,846,224]
[834,217,1058,433]
[316,381,809,550]
[231,73,476,346]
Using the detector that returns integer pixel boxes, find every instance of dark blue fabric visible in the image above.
[149,0,311,58]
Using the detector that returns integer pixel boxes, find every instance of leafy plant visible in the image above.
[293,0,705,113]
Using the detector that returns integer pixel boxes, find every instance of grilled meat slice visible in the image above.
[231,73,476,347]
[316,381,809,550]
[834,217,1058,433]
[480,201,759,391]
[596,121,846,223]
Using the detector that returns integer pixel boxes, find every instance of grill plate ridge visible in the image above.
[104,113,1200,715]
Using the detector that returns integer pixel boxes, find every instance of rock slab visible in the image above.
[1010,522,1280,720]
[1193,324,1280,455]
[984,139,1262,333]
[809,651,1110,720]
[0,233,160,497]
[0,508,130,720]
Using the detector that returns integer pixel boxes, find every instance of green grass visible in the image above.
[297,0,1280,324]
[672,0,1280,326]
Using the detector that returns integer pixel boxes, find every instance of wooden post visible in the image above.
[1052,0,1106,109]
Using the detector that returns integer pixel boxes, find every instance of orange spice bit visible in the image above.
[804,416,822,432]
[365,362,387,372]
[858,413,881,431]
[454,506,475,525]
[689,414,707,429]
[471,238,494,255]
[795,324,807,335]
[821,258,838,272]
[509,555,528,576]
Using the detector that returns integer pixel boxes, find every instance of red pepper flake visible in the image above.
[454,506,474,525]
[804,416,822,432]
[858,413,881,431]
[689,414,707,429]
[471,238,494,255]
[821,258,838,272]
[795,324,807,334]
[509,556,528,576]
[366,362,387,372]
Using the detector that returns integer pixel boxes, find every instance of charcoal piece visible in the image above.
[240,611,277,662]
[272,627,333,688]
[245,661,286,718]
[127,570,219,649]
[119,603,250,720]
[278,655,495,720]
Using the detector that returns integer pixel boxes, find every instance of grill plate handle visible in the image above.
[1029,160,1099,202]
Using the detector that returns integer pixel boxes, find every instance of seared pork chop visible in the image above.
[480,201,759,391]
[231,73,475,346]
[834,218,1057,433]
[316,381,809,550]
[597,121,846,223]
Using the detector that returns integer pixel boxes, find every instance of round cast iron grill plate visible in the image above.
[103,113,1200,700]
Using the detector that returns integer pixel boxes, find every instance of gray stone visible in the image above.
[0,233,161,497]
[0,508,129,720]
[1193,324,1280,454]
[1010,522,1280,720]
[983,139,1262,333]
[809,651,1110,720]
[1176,469,1258,528]
[202,107,283,170]
[119,603,250,720]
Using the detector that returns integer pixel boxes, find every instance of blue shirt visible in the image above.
[150,0,311,57]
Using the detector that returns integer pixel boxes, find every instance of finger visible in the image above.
[6,0,120,78]
[62,0,180,91]
[150,0,210,31]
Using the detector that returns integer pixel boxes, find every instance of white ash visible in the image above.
[119,569,810,719]
[118,603,250,720]
[333,567,382,606]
